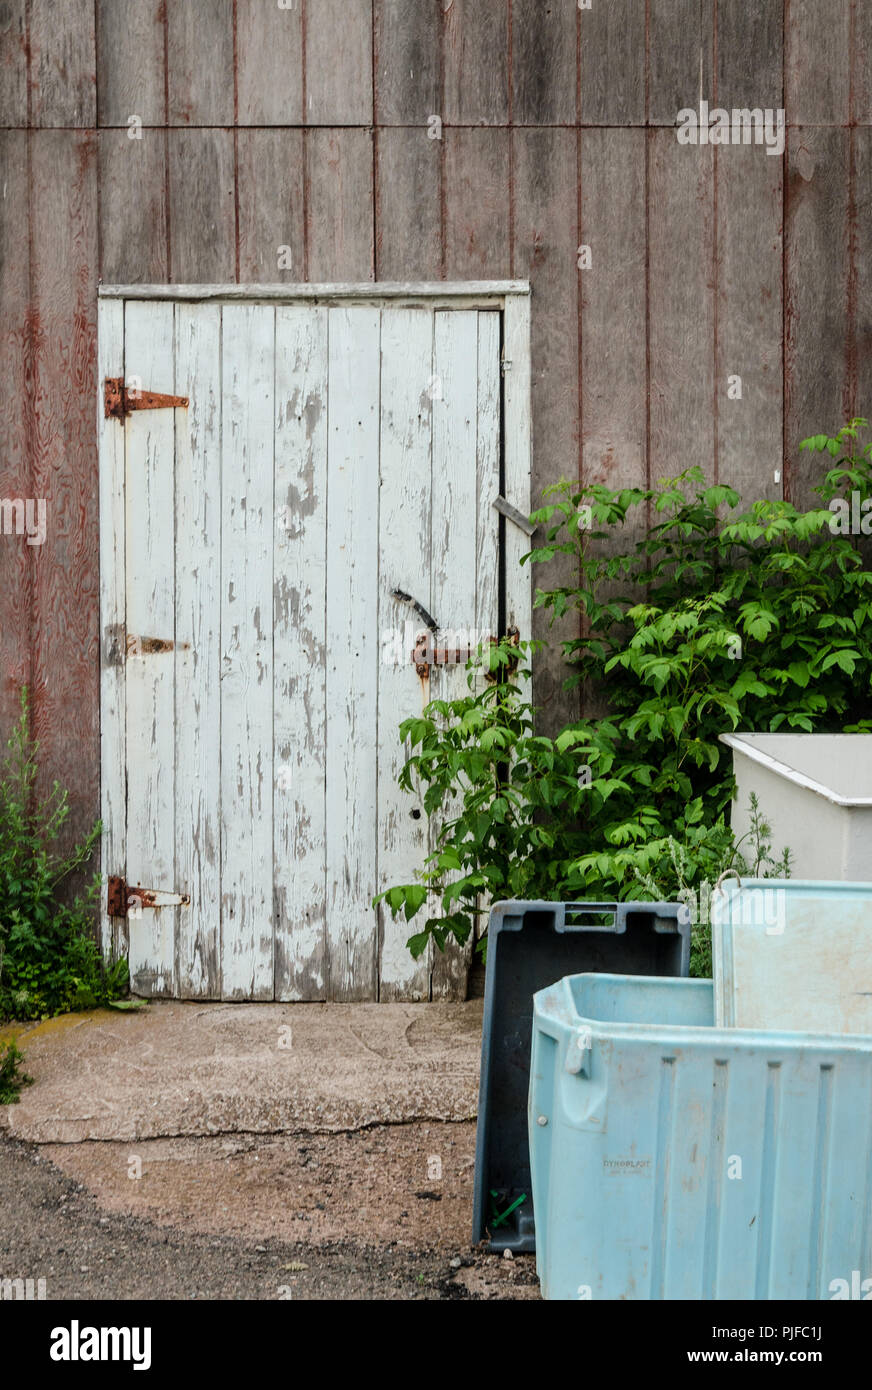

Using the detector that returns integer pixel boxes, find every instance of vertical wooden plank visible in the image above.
[166,0,234,124]
[95,0,165,127]
[514,130,577,486]
[306,129,374,281]
[578,128,647,721]
[237,130,305,282]
[375,129,441,279]
[123,299,177,997]
[503,293,532,647]
[785,0,851,126]
[511,0,576,125]
[716,0,782,114]
[0,0,28,125]
[97,297,126,965]
[648,0,713,126]
[648,131,716,483]
[474,312,502,693]
[237,0,303,124]
[220,303,275,1001]
[785,128,851,508]
[716,144,783,502]
[855,130,872,416]
[98,131,168,283]
[325,305,380,1002]
[305,0,373,124]
[375,0,440,124]
[0,132,31,739]
[444,129,511,279]
[376,306,433,1003]
[174,302,222,999]
[443,0,509,126]
[514,128,579,730]
[580,129,647,492]
[167,130,236,283]
[709,0,787,495]
[273,304,329,1002]
[579,0,646,125]
[856,6,872,125]
[429,309,479,1001]
[29,131,99,854]
[29,0,95,126]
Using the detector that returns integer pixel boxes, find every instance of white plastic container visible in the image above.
[720,732,872,880]
[711,877,872,1035]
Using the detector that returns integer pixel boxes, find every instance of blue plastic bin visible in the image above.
[529,973,872,1300]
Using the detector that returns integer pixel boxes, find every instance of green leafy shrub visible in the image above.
[0,688,128,1021]
[633,793,792,978]
[376,421,870,974]
[375,638,587,957]
[0,1039,33,1104]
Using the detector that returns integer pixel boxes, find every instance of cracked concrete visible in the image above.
[0,999,541,1297]
[0,999,483,1145]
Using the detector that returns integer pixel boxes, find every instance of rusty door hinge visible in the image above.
[107,875,191,918]
[104,377,189,421]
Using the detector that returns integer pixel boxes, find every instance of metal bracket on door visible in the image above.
[492,495,536,536]
[410,633,493,677]
[409,628,521,678]
[126,635,190,656]
[107,876,191,919]
[411,627,520,682]
[392,588,438,633]
[104,377,189,421]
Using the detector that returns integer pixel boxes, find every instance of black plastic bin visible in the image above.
[472,899,690,1253]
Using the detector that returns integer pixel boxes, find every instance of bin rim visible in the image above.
[712,875,872,892]
[534,972,872,1052]
[719,731,872,807]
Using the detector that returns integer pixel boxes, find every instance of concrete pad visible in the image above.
[0,1000,483,1145]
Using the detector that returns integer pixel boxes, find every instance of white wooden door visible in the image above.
[99,287,530,1002]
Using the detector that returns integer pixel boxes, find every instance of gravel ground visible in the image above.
[0,1131,539,1301]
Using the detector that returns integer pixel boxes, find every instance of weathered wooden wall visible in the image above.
[1,0,870,855]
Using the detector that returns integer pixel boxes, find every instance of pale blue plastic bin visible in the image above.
[529,973,872,1301]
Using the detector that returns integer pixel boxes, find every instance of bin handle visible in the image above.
[713,869,742,897]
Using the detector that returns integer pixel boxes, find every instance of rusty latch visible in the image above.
[107,875,191,918]
[412,633,496,676]
[104,377,189,421]
[126,635,190,656]
[411,627,521,680]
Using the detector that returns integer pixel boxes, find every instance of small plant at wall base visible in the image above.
[633,793,793,978]
[0,1040,33,1104]
[377,421,869,978]
[0,688,128,1022]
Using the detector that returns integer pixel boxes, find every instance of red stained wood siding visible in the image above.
[0,0,870,859]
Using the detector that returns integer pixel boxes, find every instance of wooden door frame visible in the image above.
[97,281,532,977]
